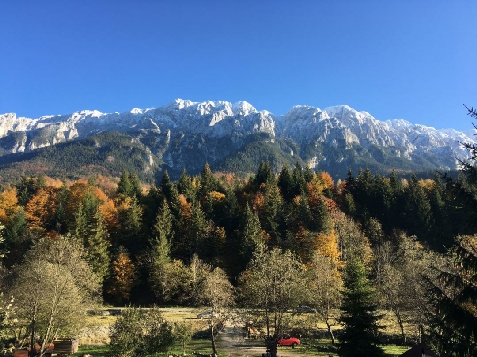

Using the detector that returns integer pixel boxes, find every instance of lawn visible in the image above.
[76,307,413,357]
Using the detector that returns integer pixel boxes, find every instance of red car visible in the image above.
[277,335,300,348]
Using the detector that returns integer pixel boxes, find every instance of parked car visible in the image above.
[295,305,317,314]
[197,310,218,319]
[277,335,300,348]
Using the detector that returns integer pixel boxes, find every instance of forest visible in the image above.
[0,113,476,356]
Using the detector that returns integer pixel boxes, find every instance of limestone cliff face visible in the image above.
[0,99,474,174]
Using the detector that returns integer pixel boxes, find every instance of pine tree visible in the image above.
[149,200,174,303]
[198,162,216,200]
[338,258,385,357]
[85,209,111,283]
[429,235,477,356]
[117,171,142,200]
[403,174,433,243]
[115,197,144,256]
[292,161,306,197]
[53,181,69,234]
[253,161,273,190]
[159,171,182,221]
[177,168,196,202]
[240,204,266,268]
[277,164,294,202]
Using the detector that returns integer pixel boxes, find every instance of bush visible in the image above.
[108,307,174,357]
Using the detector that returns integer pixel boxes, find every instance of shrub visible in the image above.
[108,307,174,357]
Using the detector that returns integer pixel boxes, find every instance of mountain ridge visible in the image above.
[0,99,475,181]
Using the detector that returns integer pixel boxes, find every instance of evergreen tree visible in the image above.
[85,209,111,283]
[115,197,144,256]
[53,181,69,234]
[198,162,216,200]
[149,200,174,303]
[159,170,182,220]
[292,161,306,197]
[3,207,29,268]
[239,204,266,270]
[429,173,452,249]
[403,174,433,243]
[177,168,196,202]
[117,171,142,200]
[303,165,314,183]
[258,177,284,245]
[16,175,40,206]
[429,234,477,356]
[277,164,294,202]
[338,258,385,357]
[183,200,211,260]
[117,171,133,198]
[313,196,332,234]
[253,161,273,190]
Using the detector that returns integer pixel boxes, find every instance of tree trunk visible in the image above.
[392,306,406,344]
[210,322,218,357]
[29,312,36,357]
[265,335,278,357]
[325,319,335,345]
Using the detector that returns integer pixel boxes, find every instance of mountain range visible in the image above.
[0,99,474,182]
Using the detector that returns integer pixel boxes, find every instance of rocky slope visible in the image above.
[0,99,474,180]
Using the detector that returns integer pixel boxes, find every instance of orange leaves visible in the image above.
[25,186,57,234]
[107,249,136,303]
[178,194,191,219]
[252,192,265,212]
[0,188,19,224]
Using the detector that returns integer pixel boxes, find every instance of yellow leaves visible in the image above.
[314,229,341,263]
[0,188,19,224]
[209,191,226,203]
[307,171,334,197]
[419,179,435,192]
[99,197,119,231]
[107,250,136,303]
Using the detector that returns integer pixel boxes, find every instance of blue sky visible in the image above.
[1,1,476,131]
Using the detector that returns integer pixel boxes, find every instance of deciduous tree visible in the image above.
[239,248,306,357]
[12,236,99,357]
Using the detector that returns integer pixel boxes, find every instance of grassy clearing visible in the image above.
[73,339,411,357]
[78,307,413,357]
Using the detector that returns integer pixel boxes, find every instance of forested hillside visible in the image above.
[0,117,475,355]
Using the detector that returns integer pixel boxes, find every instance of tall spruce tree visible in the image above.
[428,234,477,356]
[338,258,385,357]
[149,200,174,303]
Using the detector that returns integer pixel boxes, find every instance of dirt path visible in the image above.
[215,318,301,357]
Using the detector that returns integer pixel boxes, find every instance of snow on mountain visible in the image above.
[0,100,475,174]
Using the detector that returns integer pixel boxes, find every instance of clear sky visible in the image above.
[1,1,476,131]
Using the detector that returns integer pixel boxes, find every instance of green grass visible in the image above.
[382,344,410,356]
[72,339,410,357]
[72,345,109,357]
